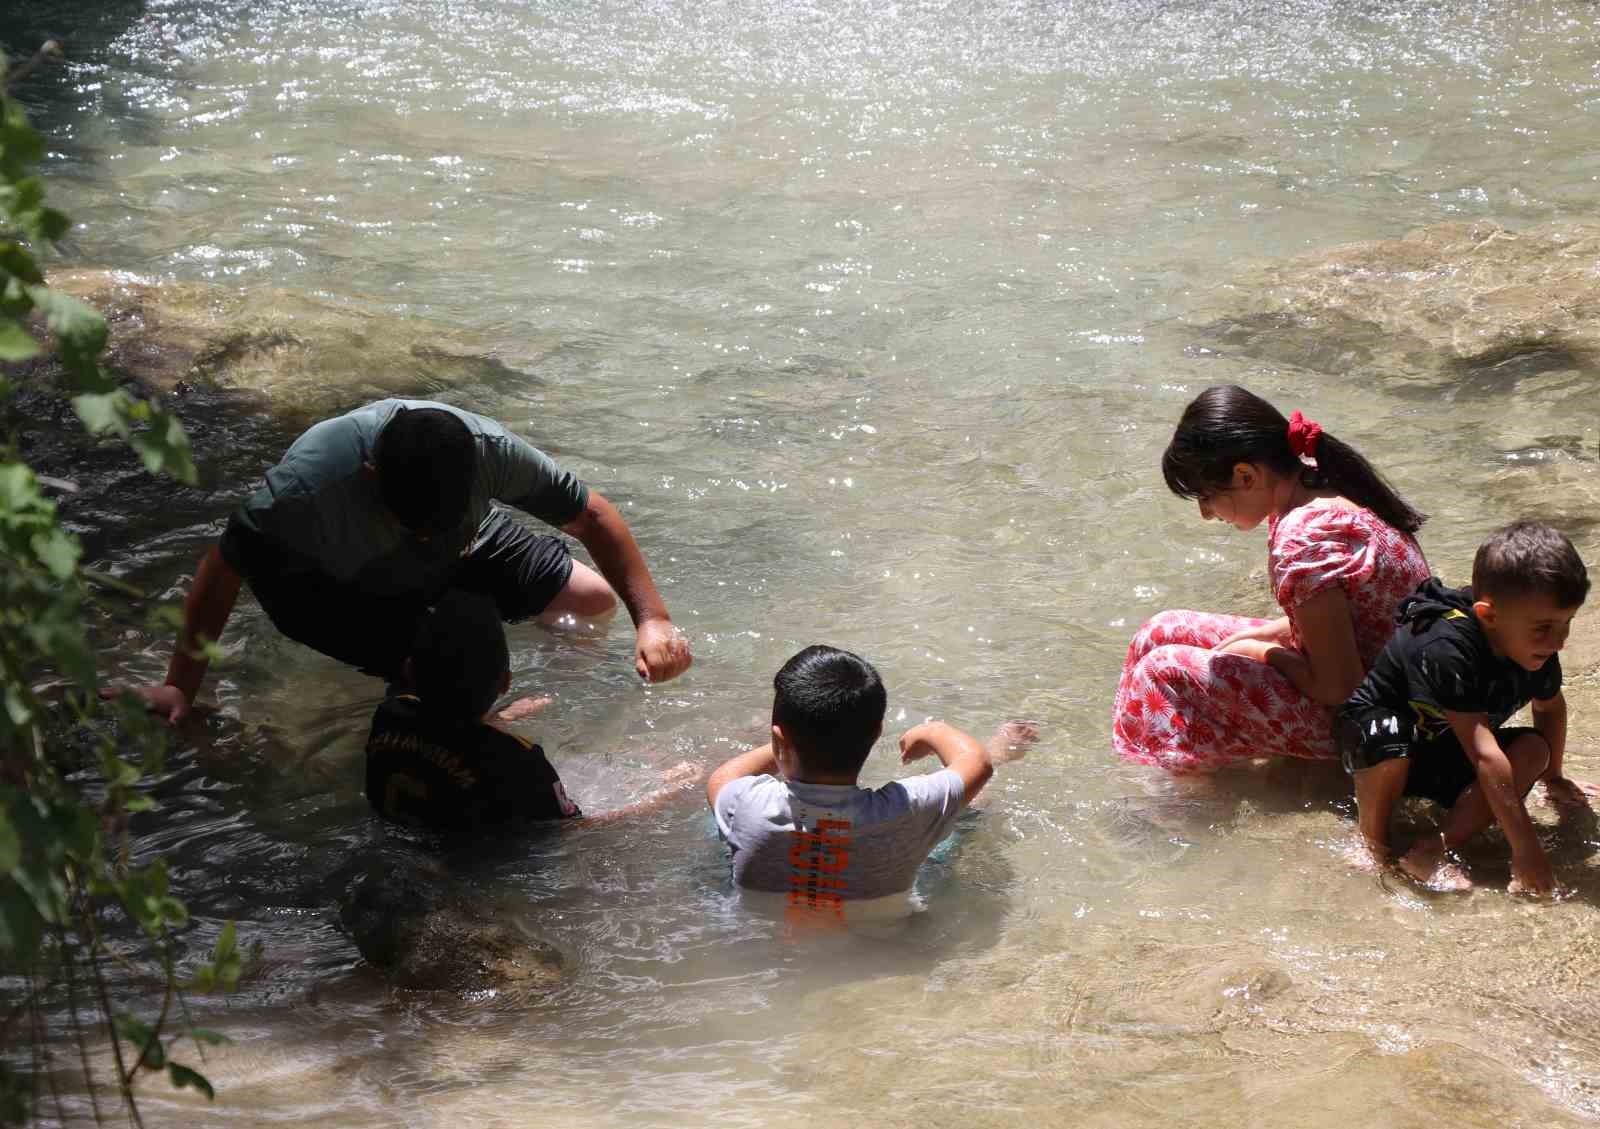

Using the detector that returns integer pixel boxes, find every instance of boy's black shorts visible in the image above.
[228,510,573,681]
[1336,706,1541,808]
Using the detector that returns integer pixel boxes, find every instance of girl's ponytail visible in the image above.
[1161,385,1427,534]
[1310,431,1427,534]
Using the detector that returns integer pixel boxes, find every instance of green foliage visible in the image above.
[0,46,238,1127]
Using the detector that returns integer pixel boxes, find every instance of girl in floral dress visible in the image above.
[1113,385,1431,774]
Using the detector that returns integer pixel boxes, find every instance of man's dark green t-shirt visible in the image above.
[220,399,588,595]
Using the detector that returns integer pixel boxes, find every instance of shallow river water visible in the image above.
[13,0,1600,1124]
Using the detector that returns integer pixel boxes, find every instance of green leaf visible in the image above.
[0,808,18,872]
[35,206,68,242]
[24,284,107,373]
[166,1063,215,1101]
[70,390,127,436]
[0,317,38,360]
[0,241,43,284]
[3,683,31,729]
[0,881,43,958]
[28,528,80,579]
[186,1028,230,1047]
[114,1015,164,1069]
[128,407,197,484]
[195,920,242,993]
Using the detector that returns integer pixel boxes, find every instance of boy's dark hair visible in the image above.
[772,645,887,777]
[376,406,476,534]
[411,590,508,720]
[1161,385,1427,534]
[1473,520,1590,608]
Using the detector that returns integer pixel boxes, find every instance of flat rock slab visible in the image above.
[43,269,557,423]
[1189,220,1600,385]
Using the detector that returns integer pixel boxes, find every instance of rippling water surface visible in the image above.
[14,0,1600,1124]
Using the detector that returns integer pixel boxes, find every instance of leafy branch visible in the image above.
[0,44,241,1126]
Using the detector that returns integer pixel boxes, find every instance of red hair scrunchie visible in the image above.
[1287,410,1322,460]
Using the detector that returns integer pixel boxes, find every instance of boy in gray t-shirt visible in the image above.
[707,645,1032,924]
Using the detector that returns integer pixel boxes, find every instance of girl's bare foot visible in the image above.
[987,720,1039,765]
[1398,836,1472,892]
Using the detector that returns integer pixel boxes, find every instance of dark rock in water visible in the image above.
[337,857,564,995]
[1188,220,1600,388]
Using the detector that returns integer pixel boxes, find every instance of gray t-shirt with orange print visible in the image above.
[712,770,966,912]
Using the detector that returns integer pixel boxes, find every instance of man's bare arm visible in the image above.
[107,544,242,724]
[562,490,690,683]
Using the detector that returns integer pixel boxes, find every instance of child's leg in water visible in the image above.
[1401,732,1550,891]
[1347,758,1409,872]
[578,759,704,827]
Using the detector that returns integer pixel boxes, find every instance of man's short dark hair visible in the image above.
[772,645,887,777]
[411,590,508,720]
[1473,520,1590,608]
[376,406,476,534]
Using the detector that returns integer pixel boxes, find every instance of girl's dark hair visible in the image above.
[1160,385,1427,534]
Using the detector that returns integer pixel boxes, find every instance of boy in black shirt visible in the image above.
[1337,521,1589,894]
[366,590,582,829]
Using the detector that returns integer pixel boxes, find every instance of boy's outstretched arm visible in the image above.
[898,721,993,804]
[1534,692,1597,807]
[1448,711,1555,895]
[706,743,778,808]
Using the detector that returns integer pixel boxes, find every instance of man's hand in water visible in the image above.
[635,618,692,683]
[101,684,191,726]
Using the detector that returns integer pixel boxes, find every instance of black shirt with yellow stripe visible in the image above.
[364,694,581,830]
[1344,578,1561,741]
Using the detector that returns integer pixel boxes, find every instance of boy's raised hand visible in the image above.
[899,721,950,764]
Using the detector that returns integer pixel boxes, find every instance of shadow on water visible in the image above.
[1,0,165,161]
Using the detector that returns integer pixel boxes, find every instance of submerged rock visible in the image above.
[337,857,564,995]
[1190,220,1600,387]
[39,268,557,422]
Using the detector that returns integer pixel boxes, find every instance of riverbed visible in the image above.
[17,0,1600,1124]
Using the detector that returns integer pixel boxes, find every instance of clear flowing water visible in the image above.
[14,0,1600,1124]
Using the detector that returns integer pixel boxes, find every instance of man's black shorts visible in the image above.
[230,509,573,681]
[1336,706,1542,808]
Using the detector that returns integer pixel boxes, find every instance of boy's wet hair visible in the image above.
[376,406,476,534]
[411,590,508,720]
[1473,520,1590,608]
[773,645,887,777]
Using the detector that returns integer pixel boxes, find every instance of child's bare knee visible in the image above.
[1513,733,1552,775]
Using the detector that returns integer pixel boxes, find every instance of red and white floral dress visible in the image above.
[1112,501,1430,774]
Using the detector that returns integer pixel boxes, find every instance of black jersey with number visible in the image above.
[1343,578,1561,741]
[364,695,581,830]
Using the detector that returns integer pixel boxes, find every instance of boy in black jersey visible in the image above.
[366,590,581,830]
[1337,521,1590,894]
